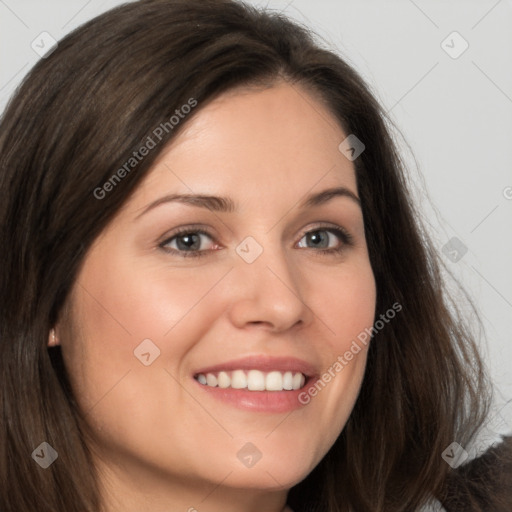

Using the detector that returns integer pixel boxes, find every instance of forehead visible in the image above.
[131,81,357,211]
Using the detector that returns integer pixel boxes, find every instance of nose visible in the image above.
[226,240,314,333]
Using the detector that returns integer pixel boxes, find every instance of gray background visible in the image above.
[1,0,511,450]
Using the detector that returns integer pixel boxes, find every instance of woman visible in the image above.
[0,1,510,511]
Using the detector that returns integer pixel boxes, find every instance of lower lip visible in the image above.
[193,377,316,413]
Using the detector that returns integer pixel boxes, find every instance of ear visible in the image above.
[48,327,60,347]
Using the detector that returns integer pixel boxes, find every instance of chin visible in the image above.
[224,448,320,490]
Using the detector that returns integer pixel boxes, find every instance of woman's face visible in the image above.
[56,81,376,507]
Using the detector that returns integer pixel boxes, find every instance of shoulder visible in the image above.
[439,434,512,512]
[286,436,512,512]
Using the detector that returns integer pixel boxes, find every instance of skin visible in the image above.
[51,81,376,512]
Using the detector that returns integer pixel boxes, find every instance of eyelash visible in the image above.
[159,224,354,259]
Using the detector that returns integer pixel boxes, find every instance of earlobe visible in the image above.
[48,327,60,347]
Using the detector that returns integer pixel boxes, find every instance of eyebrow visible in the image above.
[135,186,360,219]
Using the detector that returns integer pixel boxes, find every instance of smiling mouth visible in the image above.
[194,369,307,391]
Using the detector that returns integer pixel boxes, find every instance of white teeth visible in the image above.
[231,369,247,389]
[217,371,230,388]
[283,371,293,390]
[293,372,305,390]
[206,373,217,387]
[265,371,283,391]
[247,369,265,390]
[195,369,307,391]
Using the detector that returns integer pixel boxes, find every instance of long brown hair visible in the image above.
[0,1,496,510]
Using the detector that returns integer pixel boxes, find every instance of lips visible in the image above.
[191,355,319,413]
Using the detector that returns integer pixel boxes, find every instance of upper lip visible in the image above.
[193,355,318,378]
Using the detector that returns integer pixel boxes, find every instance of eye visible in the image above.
[159,224,353,258]
[159,227,217,258]
[296,226,353,256]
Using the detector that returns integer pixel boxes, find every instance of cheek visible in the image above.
[59,258,231,466]
[72,254,226,349]
[311,257,376,348]
[62,255,229,402]
[299,258,376,437]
